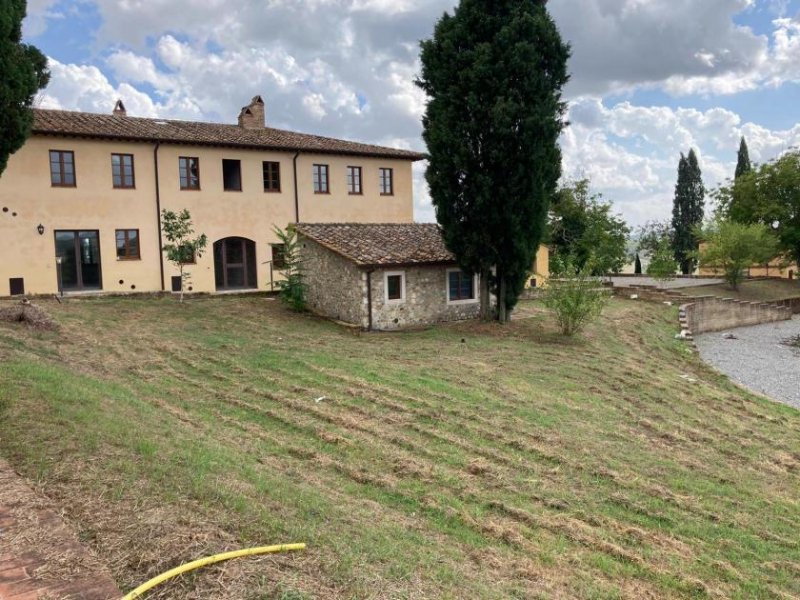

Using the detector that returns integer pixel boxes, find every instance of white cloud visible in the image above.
[22,0,62,37]
[27,0,800,227]
[561,97,800,226]
[39,58,166,117]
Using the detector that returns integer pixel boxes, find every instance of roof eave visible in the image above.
[30,130,427,161]
[356,260,457,270]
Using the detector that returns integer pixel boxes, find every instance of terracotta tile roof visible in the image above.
[296,223,456,267]
[31,109,426,161]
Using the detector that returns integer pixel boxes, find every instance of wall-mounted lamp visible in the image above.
[37,224,45,235]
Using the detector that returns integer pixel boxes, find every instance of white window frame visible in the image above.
[446,268,479,305]
[384,270,406,304]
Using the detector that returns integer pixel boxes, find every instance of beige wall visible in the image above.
[0,136,161,296]
[527,245,550,288]
[698,243,798,279]
[0,135,416,296]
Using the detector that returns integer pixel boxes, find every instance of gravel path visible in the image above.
[695,316,800,409]
[609,276,724,289]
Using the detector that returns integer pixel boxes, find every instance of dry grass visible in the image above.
[0,295,798,599]
[0,300,57,330]
[676,278,800,302]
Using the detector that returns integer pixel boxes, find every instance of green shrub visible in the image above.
[542,255,609,336]
[273,226,307,312]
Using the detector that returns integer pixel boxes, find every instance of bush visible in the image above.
[646,238,678,282]
[542,256,609,336]
[697,220,779,290]
[273,225,307,311]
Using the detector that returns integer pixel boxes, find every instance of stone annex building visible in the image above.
[0,96,424,296]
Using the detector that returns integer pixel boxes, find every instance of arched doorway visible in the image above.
[214,237,257,290]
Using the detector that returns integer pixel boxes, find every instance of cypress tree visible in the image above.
[671,149,705,274]
[735,136,751,180]
[417,0,570,322]
[0,0,50,178]
[634,253,642,274]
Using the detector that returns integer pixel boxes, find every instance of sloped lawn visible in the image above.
[0,295,798,599]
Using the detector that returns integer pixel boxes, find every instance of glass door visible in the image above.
[214,237,256,290]
[55,230,102,291]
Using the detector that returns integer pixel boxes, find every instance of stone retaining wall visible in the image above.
[612,283,794,338]
[681,297,791,335]
[772,296,800,314]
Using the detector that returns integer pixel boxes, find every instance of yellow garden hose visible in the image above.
[121,543,306,599]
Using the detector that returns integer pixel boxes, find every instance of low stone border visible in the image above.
[613,283,795,341]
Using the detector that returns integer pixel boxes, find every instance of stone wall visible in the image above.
[681,296,791,335]
[772,296,800,314]
[299,236,367,327]
[612,283,794,338]
[370,266,482,330]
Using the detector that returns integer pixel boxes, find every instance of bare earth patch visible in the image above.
[0,300,57,330]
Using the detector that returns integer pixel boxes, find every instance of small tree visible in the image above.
[646,238,678,282]
[735,136,751,180]
[672,149,705,274]
[635,219,673,259]
[548,179,630,276]
[161,209,207,302]
[697,220,778,290]
[716,149,800,269]
[273,225,306,311]
[542,255,609,337]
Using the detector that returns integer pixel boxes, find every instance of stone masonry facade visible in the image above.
[301,237,367,327]
[299,235,483,330]
[370,265,482,330]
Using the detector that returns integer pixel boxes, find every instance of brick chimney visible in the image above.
[238,95,265,129]
[113,99,127,117]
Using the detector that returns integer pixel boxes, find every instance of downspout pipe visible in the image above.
[292,151,300,223]
[154,142,165,292]
[366,270,374,332]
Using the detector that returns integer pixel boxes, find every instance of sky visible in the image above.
[22,0,800,228]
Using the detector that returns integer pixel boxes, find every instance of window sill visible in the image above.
[314,191,331,195]
[51,184,77,188]
[380,193,395,197]
[113,186,136,190]
[264,189,282,193]
[223,189,243,192]
[180,188,201,191]
[348,192,364,196]
[447,298,479,306]
[117,257,142,261]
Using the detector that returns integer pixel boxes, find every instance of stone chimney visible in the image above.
[238,95,265,129]
[113,99,127,117]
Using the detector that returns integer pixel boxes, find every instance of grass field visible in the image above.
[0,295,799,599]
[676,278,800,302]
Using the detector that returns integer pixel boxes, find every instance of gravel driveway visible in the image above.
[695,316,800,409]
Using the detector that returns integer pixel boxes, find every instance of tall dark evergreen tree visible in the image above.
[671,149,705,274]
[735,136,751,180]
[417,0,570,322]
[0,0,49,178]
